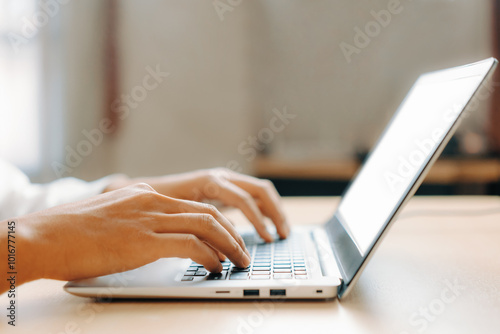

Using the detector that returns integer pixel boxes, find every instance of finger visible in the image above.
[255,199,288,238]
[154,234,222,272]
[232,177,289,239]
[196,202,252,258]
[205,242,226,262]
[150,213,250,268]
[210,179,274,242]
[166,199,251,258]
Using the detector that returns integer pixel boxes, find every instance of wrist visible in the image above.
[2,216,45,291]
[1,218,35,294]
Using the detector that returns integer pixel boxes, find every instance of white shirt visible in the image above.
[0,159,118,220]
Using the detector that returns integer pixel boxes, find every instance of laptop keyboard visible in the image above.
[181,233,308,281]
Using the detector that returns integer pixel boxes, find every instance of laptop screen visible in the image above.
[335,70,486,256]
[327,59,496,298]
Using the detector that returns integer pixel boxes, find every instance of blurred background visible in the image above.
[1,0,499,196]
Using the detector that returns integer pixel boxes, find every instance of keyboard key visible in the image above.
[191,263,204,267]
[184,271,196,276]
[253,261,271,265]
[273,269,292,273]
[187,267,198,271]
[230,272,249,280]
[194,268,208,276]
[274,265,291,269]
[181,276,194,281]
[251,275,270,280]
[254,259,271,263]
[253,265,271,269]
[295,275,308,279]
[251,271,271,275]
[231,267,250,272]
[294,271,307,275]
[207,272,227,280]
[273,273,293,279]
[252,267,271,271]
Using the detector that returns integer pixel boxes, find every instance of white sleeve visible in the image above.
[0,159,123,220]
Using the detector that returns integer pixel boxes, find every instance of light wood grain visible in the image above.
[1,196,500,334]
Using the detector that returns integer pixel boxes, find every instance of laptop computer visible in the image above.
[65,58,497,300]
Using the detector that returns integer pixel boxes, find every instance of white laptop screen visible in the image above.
[335,69,486,256]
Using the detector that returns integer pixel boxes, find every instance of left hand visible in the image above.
[105,168,289,242]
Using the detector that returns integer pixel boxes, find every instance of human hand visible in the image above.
[106,168,289,242]
[2,183,250,290]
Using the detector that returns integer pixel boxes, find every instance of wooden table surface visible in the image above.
[2,196,500,334]
[254,156,500,184]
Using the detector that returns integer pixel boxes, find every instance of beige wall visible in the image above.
[247,0,493,159]
[54,0,493,180]
[110,0,253,177]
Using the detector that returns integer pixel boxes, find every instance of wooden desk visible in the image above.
[2,196,500,334]
[255,156,500,184]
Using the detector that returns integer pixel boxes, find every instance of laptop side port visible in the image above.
[270,289,286,296]
[243,289,260,297]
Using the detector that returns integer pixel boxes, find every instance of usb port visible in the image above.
[270,289,286,296]
[243,289,260,297]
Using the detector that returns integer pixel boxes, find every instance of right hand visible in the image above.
[12,183,251,284]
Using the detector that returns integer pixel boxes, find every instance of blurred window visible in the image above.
[0,0,41,175]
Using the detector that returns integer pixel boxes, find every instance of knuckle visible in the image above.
[238,235,246,247]
[183,234,199,249]
[212,167,232,180]
[230,240,241,254]
[139,230,156,243]
[260,179,275,189]
[202,203,219,216]
[133,182,156,192]
[200,214,218,233]
[171,199,191,213]
[140,190,161,204]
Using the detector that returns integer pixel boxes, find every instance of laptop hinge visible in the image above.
[323,216,351,283]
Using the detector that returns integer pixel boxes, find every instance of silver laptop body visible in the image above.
[65,58,497,300]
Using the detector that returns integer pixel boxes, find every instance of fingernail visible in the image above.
[243,254,251,267]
